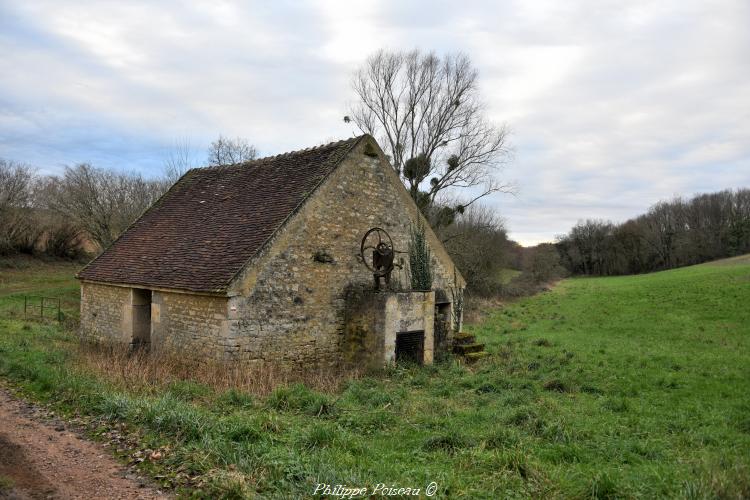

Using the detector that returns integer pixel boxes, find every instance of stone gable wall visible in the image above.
[225,139,461,368]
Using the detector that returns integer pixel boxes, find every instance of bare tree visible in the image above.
[164,138,201,183]
[0,159,37,254]
[207,135,258,166]
[41,164,165,250]
[0,159,33,208]
[348,49,512,211]
[437,203,510,295]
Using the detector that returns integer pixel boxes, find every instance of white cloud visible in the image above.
[0,0,748,244]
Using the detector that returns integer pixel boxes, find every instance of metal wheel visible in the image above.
[360,227,394,276]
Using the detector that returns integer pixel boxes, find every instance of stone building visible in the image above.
[77,135,465,369]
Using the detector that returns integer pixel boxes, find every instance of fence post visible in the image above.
[41,297,44,319]
[24,296,27,319]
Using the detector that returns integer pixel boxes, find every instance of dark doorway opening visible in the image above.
[434,302,452,353]
[131,288,151,350]
[396,331,424,364]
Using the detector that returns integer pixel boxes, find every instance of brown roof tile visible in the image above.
[78,136,365,292]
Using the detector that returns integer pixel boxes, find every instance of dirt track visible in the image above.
[0,387,167,500]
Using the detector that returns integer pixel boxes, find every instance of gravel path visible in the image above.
[0,387,168,500]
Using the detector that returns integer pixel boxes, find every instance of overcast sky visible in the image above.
[1,1,748,245]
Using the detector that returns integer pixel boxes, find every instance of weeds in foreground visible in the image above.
[74,342,358,398]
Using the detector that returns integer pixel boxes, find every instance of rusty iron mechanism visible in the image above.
[360,227,398,290]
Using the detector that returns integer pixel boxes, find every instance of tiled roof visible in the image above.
[78,136,365,292]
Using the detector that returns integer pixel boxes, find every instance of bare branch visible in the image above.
[164,137,201,183]
[41,164,166,250]
[207,135,258,166]
[348,49,513,211]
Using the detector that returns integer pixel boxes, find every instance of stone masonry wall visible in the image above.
[226,138,461,368]
[341,289,389,369]
[383,291,435,365]
[80,281,230,358]
[79,282,131,343]
[150,291,229,358]
[342,290,435,369]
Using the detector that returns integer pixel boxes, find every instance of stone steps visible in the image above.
[453,342,485,355]
[452,332,488,364]
[453,332,477,344]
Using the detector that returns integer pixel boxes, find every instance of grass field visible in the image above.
[0,256,748,498]
[0,256,81,320]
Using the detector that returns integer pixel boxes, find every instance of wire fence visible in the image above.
[23,296,63,322]
[0,293,79,330]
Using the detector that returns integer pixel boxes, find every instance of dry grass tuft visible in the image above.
[74,341,359,397]
[464,296,506,325]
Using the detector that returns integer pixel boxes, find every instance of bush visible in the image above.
[437,203,512,296]
[44,222,86,260]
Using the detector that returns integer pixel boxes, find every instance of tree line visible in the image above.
[8,47,744,292]
[0,159,166,258]
[556,189,750,276]
[0,136,258,259]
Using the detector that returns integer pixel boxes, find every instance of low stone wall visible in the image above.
[384,291,435,364]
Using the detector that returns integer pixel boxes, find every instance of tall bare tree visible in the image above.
[0,159,37,254]
[207,135,258,166]
[347,49,512,212]
[0,159,33,213]
[41,164,165,250]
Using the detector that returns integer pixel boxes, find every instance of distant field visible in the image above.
[498,267,522,284]
[0,256,748,497]
[0,257,81,320]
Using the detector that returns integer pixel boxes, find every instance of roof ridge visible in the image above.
[78,134,370,293]
[199,135,365,171]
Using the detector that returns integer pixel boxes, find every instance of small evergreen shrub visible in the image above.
[409,221,433,290]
